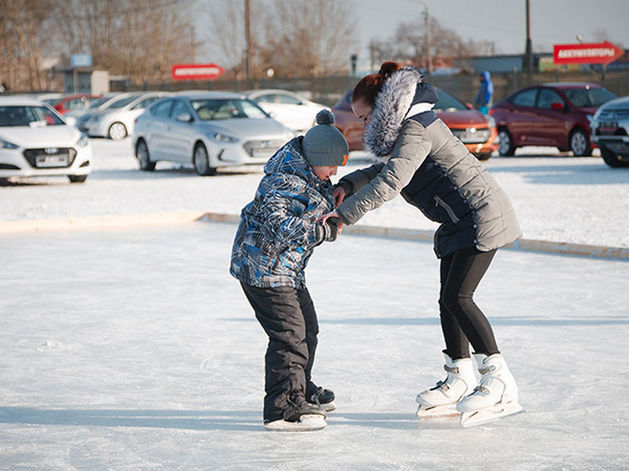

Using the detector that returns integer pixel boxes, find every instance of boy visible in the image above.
[230,110,348,431]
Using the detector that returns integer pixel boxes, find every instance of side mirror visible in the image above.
[465,103,474,110]
[176,113,192,123]
[550,102,564,111]
[65,116,77,127]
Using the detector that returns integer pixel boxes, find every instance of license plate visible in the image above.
[251,149,272,158]
[597,122,618,133]
[36,154,69,167]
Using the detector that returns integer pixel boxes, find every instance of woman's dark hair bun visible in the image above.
[379,61,401,78]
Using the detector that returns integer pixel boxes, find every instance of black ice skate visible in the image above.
[307,382,336,412]
[264,402,327,432]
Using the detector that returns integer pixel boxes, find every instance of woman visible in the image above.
[322,62,522,426]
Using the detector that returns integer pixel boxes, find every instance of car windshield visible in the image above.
[0,105,65,126]
[88,96,111,109]
[42,97,63,106]
[562,87,618,108]
[107,95,141,109]
[334,91,353,111]
[434,88,467,111]
[191,98,268,120]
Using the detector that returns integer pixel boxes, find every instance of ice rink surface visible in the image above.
[2,222,628,470]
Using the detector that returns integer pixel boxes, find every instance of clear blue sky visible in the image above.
[353,0,629,61]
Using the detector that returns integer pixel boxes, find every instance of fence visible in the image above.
[114,69,629,108]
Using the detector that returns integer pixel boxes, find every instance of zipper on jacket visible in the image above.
[434,195,460,223]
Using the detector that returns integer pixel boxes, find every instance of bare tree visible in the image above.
[369,15,501,69]
[203,0,246,80]
[0,0,55,90]
[4,0,199,90]
[256,0,356,77]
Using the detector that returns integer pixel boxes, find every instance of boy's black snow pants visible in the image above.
[240,283,319,422]
[439,246,500,359]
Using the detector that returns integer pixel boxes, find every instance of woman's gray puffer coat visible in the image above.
[336,67,521,258]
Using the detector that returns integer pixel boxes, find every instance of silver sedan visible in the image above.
[133,91,295,175]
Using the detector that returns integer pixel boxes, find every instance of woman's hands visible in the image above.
[333,186,346,207]
[317,210,344,240]
[318,186,347,242]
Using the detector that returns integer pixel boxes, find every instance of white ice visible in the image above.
[1,140,629,469]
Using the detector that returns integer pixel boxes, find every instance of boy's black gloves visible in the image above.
[317,217,342,242]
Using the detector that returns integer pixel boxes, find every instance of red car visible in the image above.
[332,87,497,160]
[53,94,101,114]
[490,82,617,156]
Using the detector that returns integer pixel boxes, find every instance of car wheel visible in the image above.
[136,139,156,171]
[569,128,592,156]
[193,143,216,176]
[474,152,492,161]
[498,128,515,156]
[68,175,88,183]
[108,122,128,140]
[600,145,629,168]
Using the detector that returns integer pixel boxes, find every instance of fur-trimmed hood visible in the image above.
[364,67,438,158]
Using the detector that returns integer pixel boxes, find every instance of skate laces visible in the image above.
[309,387,324,406]
[430,378,450,392]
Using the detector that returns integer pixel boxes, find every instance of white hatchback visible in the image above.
[0,97,91,183]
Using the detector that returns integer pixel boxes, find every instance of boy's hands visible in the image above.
[320,217,342,242]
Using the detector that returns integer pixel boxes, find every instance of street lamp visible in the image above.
[415,0,432,74]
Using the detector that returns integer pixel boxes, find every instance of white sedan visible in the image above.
[84,92,169,140]
[0,96,91,183]
[245,89,329,133]
[133,92,295,175]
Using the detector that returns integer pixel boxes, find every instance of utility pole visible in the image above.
[523,0,533,74]
[415,0,432,74]
[245,0,252,82]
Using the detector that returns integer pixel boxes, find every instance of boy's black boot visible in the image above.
[263,400,327,431]
[307,382,336,412]
[284,401,326,422]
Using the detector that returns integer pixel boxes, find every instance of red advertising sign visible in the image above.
[171,63,225,81]
[553,41,624,65]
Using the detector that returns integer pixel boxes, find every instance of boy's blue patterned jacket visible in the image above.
[230,137,335,288]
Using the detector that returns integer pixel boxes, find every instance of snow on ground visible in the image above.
[1,138,628,248]
[1,222,628,470]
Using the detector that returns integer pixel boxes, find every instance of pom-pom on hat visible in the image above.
[302,110,349,167]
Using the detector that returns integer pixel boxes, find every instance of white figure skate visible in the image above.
[416,353,477,421]
[457,353,523,427]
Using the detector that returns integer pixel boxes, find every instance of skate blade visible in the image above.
[460,402,523,428]
[417,404,461,423]
[264,414,327,432]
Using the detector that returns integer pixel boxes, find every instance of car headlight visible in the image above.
[76,133,89,147]
[487,116,496,129]
[211,132,238,143]
[0,138,19,149]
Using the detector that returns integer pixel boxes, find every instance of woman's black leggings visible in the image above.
[439,246,500,359]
